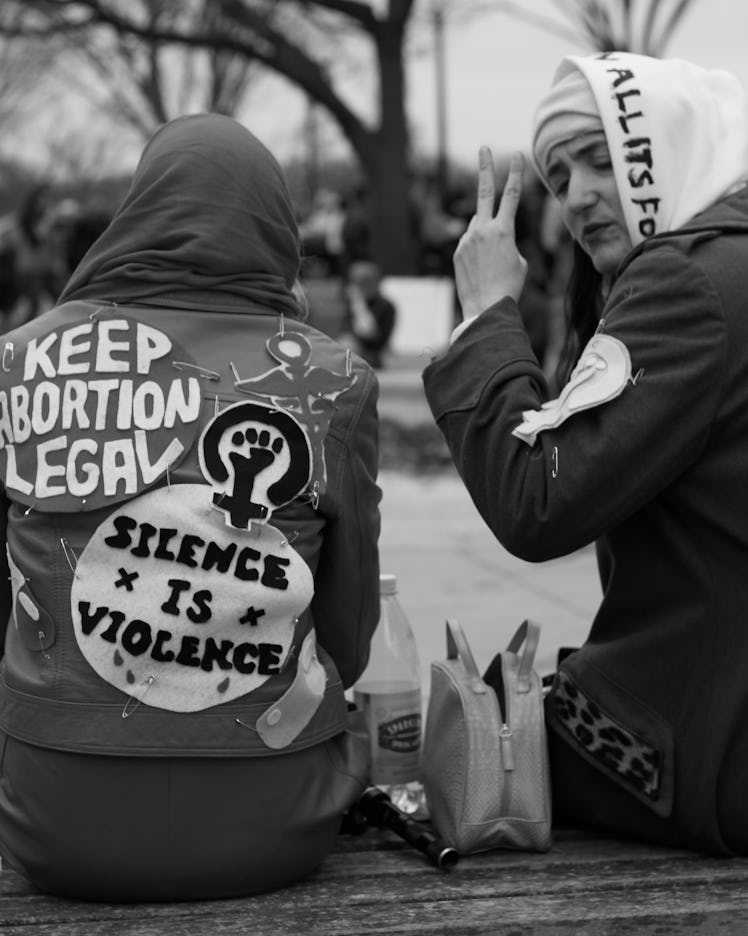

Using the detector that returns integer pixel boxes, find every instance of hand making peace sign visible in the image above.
[453,148,528,322]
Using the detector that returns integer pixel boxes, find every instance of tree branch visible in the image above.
[294,0,377,27]
[495,0,587,47]
[113,2,371,149]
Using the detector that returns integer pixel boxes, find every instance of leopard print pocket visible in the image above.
[553,670,663,800]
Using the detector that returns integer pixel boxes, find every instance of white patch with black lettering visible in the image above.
[70,484,314,712]
[0,315,201,511]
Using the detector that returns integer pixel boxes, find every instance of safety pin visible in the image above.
[630,367,645,386]
[235,717,260,733]
[278,313,285,337]
[594,318,606,334]
[280,530,299,547]
[165,462,171,491]
[230,362,241,382]
[38,629,51,662]
[60,538,80,577]
[88,305,105,322]
[214,395,220,417]
[172,361,220,381]
[2,342,13,373]
[23,503,36,517]
[208,490,227,516]
[121,674,156,719]
[345,348,352,377]
[551,445,559,479]
[279,642,299,673]
[309,481,320,510]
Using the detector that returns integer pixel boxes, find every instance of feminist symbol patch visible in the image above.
[198,400,312,529]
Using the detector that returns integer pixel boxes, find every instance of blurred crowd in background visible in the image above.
[297,168,572,382]
[0,183,110,332]
[0,0,704,395]
[0,165,571,386]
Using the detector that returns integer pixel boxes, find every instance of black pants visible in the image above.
[0,729,366,901]
[547,726,687,848]
[548,724,748,856]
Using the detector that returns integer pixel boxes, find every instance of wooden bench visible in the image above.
[3,825,748,934]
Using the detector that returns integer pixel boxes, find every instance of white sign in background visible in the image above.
[380,276,454,355]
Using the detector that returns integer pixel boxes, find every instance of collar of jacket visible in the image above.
[123,292,305,318]
[614,184,748,281]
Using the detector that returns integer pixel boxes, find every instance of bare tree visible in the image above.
[0,0,425,274]
[15,1,259,140]
[0,0,701,275]
[0,35,55,134]
[491,0,696,55]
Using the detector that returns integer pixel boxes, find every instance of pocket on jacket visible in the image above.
[546,661,674,818]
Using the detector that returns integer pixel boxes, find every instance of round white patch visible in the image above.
[71,483,314,712]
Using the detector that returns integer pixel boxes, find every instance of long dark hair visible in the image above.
[554,242,604,389]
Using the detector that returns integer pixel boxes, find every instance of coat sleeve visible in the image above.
[311,365,381,687]
[422,244,727,561]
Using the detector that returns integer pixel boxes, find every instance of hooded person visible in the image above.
[0,113,381,900]
[530,52,748,386]
[422,52,748,856]
[532,53,748,247]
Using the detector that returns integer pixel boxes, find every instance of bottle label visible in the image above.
[354,687,421,785]
[378,713,420,753]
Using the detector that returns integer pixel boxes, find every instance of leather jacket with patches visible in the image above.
[0,297,381,757]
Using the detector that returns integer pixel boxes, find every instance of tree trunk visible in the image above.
[357,15,419,276]
[365,134,418,277]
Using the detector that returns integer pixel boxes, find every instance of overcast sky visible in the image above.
[246,0,748,173]
[9,0,748,180]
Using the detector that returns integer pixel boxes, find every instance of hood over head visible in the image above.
[60,113,301,315]
[531,52,748,247]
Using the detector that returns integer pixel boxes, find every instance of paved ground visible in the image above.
[377,469,600,690]
[374,354,601,690]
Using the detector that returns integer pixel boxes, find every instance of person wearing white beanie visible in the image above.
[534,54,748,251]
[423,51,748,856]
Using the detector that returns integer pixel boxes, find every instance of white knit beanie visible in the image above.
[532,68,602,184]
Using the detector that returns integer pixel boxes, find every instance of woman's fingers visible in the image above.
[474,148,524,229]
[495,151,524,233]
[453,147,528,319]
[475,146,496,221]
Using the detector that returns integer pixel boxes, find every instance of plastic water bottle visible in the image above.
[354,573,426,816]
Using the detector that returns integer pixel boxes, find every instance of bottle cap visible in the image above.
[380,573,398,595]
